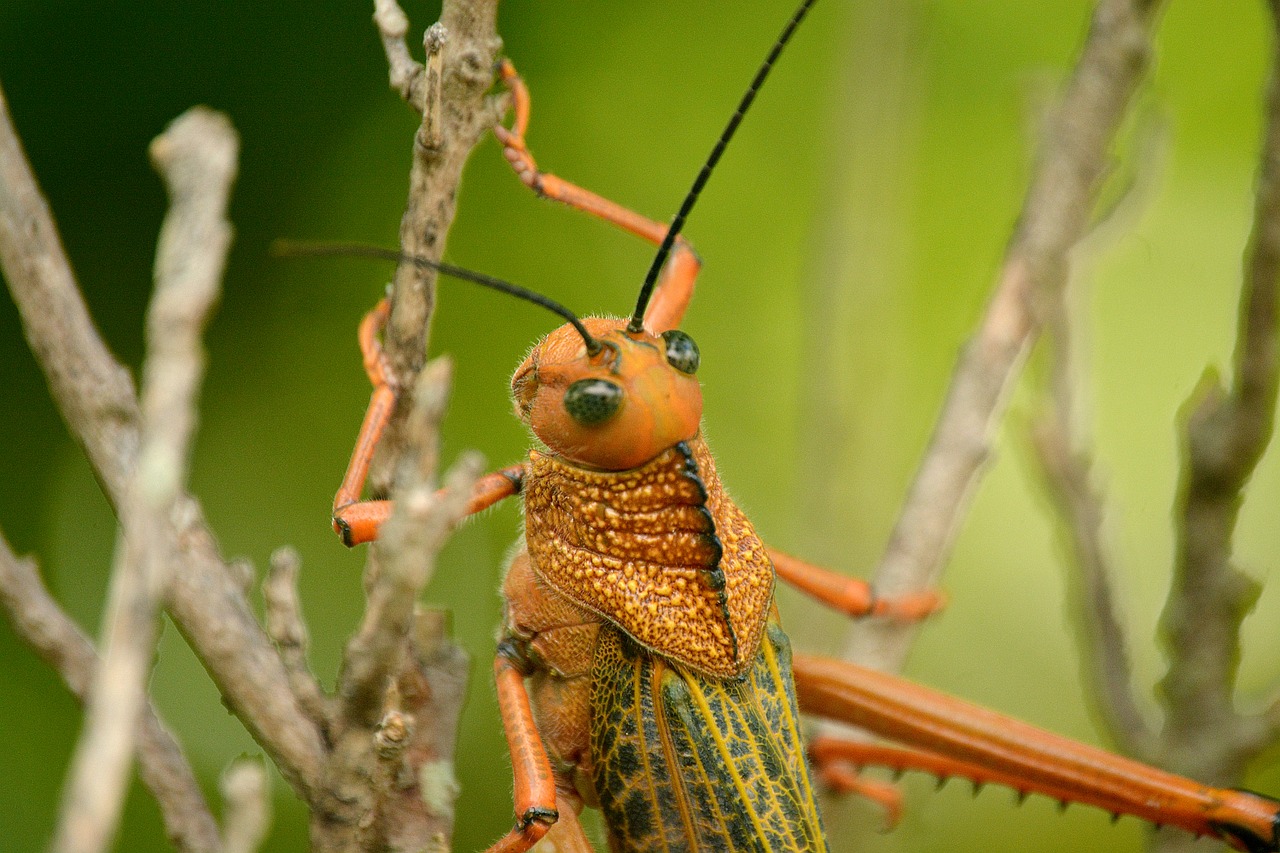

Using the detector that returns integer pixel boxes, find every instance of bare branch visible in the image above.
[163,509,327,799]
[52,107,236,853]
[2,2,500,849]
[420,24,448,153]
[309,6,504,847]
[842,0,1168,674]
[318,360,480,851]
[371,0,503,497]
[384,0,501,376]
[339,358,477,724]
[0,533,222,853]
[264,547,334,730]
[1019,142,1169,765]
[0,81,327,797]
[220,759,272,853]
[373,0,423,102]
[1030,299,1156,761]
[385,607,469,849]
[0,81,140,495]
[1156,7,1280,782]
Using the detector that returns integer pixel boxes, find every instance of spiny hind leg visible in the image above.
[792,651,1280,851]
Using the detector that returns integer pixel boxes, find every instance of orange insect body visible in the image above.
[515,317,772,679]
[330,5,1280,850]
[503,319,818,851]
[336,298,1280,853]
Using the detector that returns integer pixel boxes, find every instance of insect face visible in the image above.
[511,316,703,471]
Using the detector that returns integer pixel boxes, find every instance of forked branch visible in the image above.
[0,2,503,851]
[368,0,504,497]
[1157,0,1280,784]
[1030,295,1157,762]
[50,105,236,853]
[0,77,328,798]
[842,0,1169,675]
[322,360,480,851]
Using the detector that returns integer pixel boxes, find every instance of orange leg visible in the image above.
[531,793,594,853]
[768,547,943,621]
[331,299,525,546]
[486,650,559,853]
[495,59,701,333]
[793,652,1280,852]
[766,546,942,809]
[809,751,903,830]
[331,299,395,529]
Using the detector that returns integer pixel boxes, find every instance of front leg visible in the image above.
[492,551,603,852]
[765,545,941,819]
[768,546,943,621]
[330,298,526,546]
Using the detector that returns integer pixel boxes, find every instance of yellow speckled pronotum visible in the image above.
[330,1,1280,850]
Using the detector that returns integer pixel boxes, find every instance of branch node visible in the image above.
[375,709,412,760]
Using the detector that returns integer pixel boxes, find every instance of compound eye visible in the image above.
[661,329,700,375]
[563,378,623,426]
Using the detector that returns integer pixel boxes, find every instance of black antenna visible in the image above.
[628,0,818,333]
[273,240,602,355]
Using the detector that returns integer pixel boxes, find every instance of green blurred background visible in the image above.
[2,1,1278,851]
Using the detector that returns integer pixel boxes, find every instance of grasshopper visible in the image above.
[332,2,1280,850]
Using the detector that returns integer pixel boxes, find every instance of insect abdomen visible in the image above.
[590,621,828,853]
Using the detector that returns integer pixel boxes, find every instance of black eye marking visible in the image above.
[563,378,623,425]
[661,329,700,375]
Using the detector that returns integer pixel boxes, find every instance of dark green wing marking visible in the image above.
[591,621,828,852]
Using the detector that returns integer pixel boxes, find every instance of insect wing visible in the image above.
[591,622,828,852]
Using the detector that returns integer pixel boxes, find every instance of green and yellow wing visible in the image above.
[591,621,828,853]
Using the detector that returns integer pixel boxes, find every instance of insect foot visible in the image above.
[1209,789,1280,853]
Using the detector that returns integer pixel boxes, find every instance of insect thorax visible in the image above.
[523,436,775,679]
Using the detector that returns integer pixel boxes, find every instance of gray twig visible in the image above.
[421,24,448,152]
[373,0,422,102]
[1155,0,1280,789]
[306,6,503,849]
[1138,12,1280,851]
[51,107,236,853]
[1024,136,1168,765]
[1,78,327,798]
[321,359,481,851]
[370,0,503,498]
[1029,290,1156,761]
[264,547,334,730]
[385,607,469,851]
[1,0,502,848]
[340,359,475,723]
[842,0,1169,675]
[0,81,140,493]
[0,533,222,853]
